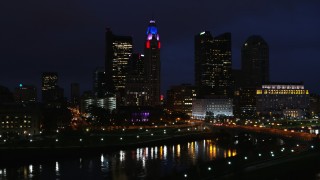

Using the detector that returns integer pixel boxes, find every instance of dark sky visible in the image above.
[1,0,320,97]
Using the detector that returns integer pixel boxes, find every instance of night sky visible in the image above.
[1,0,320,97]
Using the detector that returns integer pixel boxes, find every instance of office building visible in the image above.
[166,84,197,116]
[42,72,64,103]
[70,83,80,106]
[144,20,161,106]
[14,84,37,103]
[256,83,310,118]
[241,35,269,86]
[125,53,148,106]
[0,103,41,135]
[195,31,233,97]
[105,29,133,106]
[192,98,233,120]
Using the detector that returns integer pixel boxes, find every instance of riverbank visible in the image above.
[0,131,223,165]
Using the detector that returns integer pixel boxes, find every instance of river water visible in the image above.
[0,139,237,180]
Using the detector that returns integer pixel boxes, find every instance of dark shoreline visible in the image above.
[0,132,219,166]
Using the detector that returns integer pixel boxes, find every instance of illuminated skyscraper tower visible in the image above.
[194,31,233,98]
[144,20,161,106]
[241,35,269,86]
[105,29,133,106]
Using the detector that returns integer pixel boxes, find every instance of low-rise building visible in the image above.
[192,98,233,120]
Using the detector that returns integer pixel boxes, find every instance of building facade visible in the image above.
[0,103,41,135]
[192,98,233,120]
[42,72,64,103]
[241,35,269,86]
[70,83,80,106]
[125,53,148,106]
[166,84,197,116]
[14,84,37,103]
[194,31,233,98]
[105,29,133,106]
[256,83,310,118]
[144,20,161,107]
[80,91,116,113]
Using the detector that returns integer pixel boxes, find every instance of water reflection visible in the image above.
[1,139,237,179]
[55,161,60,177]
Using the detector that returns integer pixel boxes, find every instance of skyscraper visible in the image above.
[70,83,80,106]
[195,31,214,97]
[144,20,161,107]
[42,72,63,103]
[42,72,58,92]
[105,29,133,106]
[194,31,233,97]
[125,53,148,106]
[241,35,269,86]
[93,67,106,98]
[213,32,233,97]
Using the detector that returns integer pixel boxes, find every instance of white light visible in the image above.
[296,144,299,147]
[258,153,262,157]
[120,137,123,140]
[151,134,153,136]
[244,156,247,160]
[137,135,139,138]
[311,145,314,149]
[208,167,212,171]
[101,138,104,141]
[30,139,33,142]
[55,139,59,142]
[228,161,231,165]
[79,139,82,142]
[291,149,294,152]
[184,174,188,178]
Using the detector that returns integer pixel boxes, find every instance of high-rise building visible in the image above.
[70,83,80,106]
[241,35,269,86]
[14,84,37,103]
[125,53,148,106]
[105,29,133,106]
[195,31,214,96]
[194,31,233,97]
[213,33,233,97]
[93,67,106,98]
[42,72,63,103]
[144,20,161,107]
[42,72,58,91]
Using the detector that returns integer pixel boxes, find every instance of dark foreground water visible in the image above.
[1,136,320,180]
[0,139,236,180]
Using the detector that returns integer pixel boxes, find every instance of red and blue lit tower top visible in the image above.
[145,20,160,49]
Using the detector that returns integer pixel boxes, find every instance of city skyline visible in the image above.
[1,0,320,96]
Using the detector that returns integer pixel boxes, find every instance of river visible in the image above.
[0,139,237,180]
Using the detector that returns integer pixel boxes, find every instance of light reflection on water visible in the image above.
[0,139,236,179]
